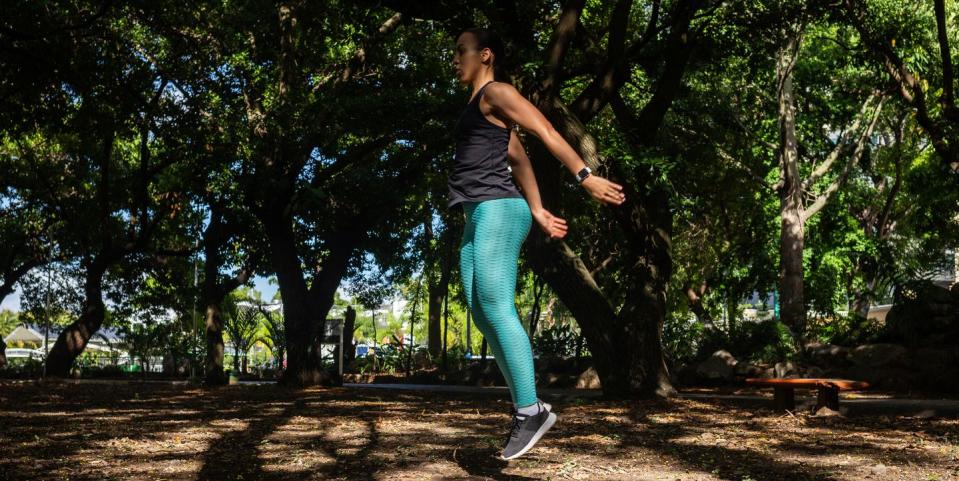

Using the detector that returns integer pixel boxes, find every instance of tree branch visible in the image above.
[569,0,633,123]
[802,95,885,222]
[803,91,880,188]
[541,0,586,101]
[934,0,957,119]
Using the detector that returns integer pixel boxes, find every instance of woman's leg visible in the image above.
[468,197,536,409]
[461,202,519,403]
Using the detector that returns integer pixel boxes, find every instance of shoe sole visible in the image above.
[500,411,557,461]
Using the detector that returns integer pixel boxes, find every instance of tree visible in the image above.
[144,1,456,385]
[1,2,196,376]
[844,0,959,171]
[377,0,708,397]
[258,302,286,371]
[773,18,885,334]
[222,295,262,374]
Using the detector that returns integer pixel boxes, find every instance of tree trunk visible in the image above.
[264,210,358,386]
[608,183,676,398]
[199,202,252,386]
[683,280,715,328]
[777,29,807,335]
[427,226,453,358]
[46,259,109,377]
[343,305,357,366]
[267,219,322,385]
[204,301,227,385]
[779,204,805,331]
[849,269,879,319]
[427,280,443,359]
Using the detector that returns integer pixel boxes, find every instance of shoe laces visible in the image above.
[508,414,526,439]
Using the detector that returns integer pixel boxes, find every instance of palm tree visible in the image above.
[257,303,285,370]
[222,296,261,374]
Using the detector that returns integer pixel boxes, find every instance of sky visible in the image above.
[0,290,19,311]
[2,276,280,313]
[2,274,408,318]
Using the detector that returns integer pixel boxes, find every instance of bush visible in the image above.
[807,312,884,346]
[352,343,414,374]
[696,319,798,364]
[533,324,584,358]
[663,315,706,366]
[82,365,126,378]
[0,357,44,379]
[746,321,798,363]
[441,344,471,371]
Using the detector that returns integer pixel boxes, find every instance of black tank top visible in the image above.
[447,81,523,208]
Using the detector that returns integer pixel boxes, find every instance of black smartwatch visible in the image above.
[576,166,592,183]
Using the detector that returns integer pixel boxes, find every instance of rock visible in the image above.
[774,361,797,378]
[849,343,909,368]
[734,362,764,378]
[802,365,826,378]
[917,366,959,393]
[537,355,568,374]
[466,362,505,387]
[914,347,953,367]
[696,350,738,381]
[575,366,602,389]
[805,342,850,367]
[674,363,701,386]
[844,364,910,387]
[869,463,888,476]
[813,406,843,417]
[538,372,562,388]
[885,281,959,346]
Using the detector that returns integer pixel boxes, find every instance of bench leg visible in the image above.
[816,385,840,411]
[774,387,795,411]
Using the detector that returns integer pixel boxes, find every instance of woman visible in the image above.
[450,27,626,460]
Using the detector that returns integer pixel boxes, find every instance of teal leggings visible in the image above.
[460,197,537,408]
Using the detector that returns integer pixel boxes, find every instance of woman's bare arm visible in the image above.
[507,130,545,212]
[483,82,625,206]
[507,130,568,238]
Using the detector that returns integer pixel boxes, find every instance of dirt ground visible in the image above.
[1,381,957,481]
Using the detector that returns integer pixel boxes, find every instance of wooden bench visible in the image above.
[745,378,870,411]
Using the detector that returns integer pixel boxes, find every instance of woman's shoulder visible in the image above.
[484,81,518,95]
[482,81,520,106]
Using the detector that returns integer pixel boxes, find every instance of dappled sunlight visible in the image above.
[1,382,958,480]
[257,414,337,474]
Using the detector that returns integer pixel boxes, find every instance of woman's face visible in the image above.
[452,32,488,85]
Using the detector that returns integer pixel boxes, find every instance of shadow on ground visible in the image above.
[0,381,956,480]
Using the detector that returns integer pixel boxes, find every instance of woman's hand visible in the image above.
[581,175,626,205]
[531,208,568,239]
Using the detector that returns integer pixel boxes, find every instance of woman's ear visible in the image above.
[481,48,492,65]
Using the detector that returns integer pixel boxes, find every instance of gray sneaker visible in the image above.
[500,403,557,460]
